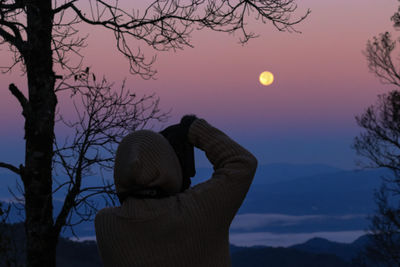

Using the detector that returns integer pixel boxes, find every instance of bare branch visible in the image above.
[53,0,78,14]
[53,71,168,234]
[0,1,26,53]
[8,83,29,118]
[0,162,20,175]
[364,32,400,86]
[53,178,81,237]
[0,26,18,48]
[0,1,25,11]
[0,16,24,36]
[64,0,309,78]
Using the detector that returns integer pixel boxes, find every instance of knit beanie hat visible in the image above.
[114,130,183,197]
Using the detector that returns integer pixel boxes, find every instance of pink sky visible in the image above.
[0,0,398,168]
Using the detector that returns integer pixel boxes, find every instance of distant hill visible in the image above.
[57,239,102,267]
[231,234,374,267]
[290,236,369,262]
[231,246,351,267]
[0,223,375,267]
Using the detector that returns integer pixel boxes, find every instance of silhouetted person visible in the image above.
[95,115,258,267]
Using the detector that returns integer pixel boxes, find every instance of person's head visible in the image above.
[114,130,183,203]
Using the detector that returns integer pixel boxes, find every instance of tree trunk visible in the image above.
[23,1,58,266]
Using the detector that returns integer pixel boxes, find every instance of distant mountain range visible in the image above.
[0,163,386,240]
[0,223,374,267]
[192,162,344,185]
[238,167,385,216]
[230,234,377,267]
[191,163,384,217]
[198,163,385,240]
[193,163,384,217]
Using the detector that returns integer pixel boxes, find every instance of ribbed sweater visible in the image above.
[95,119,258,267]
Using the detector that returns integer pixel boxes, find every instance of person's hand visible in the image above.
[180,115,197,139]
[160,115,197,191]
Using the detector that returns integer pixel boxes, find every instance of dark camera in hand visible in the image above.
[160,116,197,192]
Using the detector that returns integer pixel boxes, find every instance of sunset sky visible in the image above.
[0,0,398,170]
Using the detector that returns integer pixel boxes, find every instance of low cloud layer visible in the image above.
[231,213,366,231]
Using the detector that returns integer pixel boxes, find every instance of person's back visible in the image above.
[95,118,257,267]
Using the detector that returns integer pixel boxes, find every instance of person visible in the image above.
[95,116,258,267]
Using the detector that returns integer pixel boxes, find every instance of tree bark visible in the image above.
[23,1,58,266]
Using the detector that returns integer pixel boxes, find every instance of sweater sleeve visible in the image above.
[183,119,258,225]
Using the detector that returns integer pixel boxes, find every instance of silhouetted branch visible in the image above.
[0,162,20,175]
[2,0,310,78]
[8,83,29,118]
[0,1,26,55]
[0,19,23,42]
[53,0,78,14]
[53,71,168,236]
[0,25,18,47]
[0,0,25,11]
[365,32,400,86]
[60,0,310,78]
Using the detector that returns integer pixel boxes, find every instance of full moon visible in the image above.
[259,71,274,86]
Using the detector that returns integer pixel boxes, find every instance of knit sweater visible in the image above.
[95,119,258,267]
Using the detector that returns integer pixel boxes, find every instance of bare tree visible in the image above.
[353,3,400,265]
[0,1,309,266]
[354,91,400,266]
[52,71,167,238]
[4,71,166,266]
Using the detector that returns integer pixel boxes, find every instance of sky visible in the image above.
[0,0,399,170]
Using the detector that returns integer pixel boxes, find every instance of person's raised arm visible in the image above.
[184,118,258,223]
